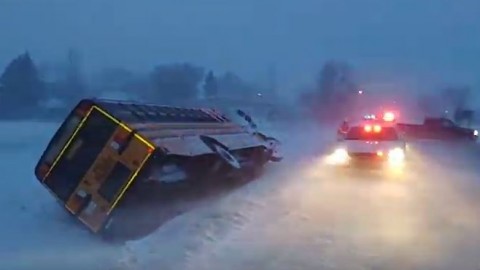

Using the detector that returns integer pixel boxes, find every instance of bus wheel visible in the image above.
[212,143,241,169]
[200,136,241,169]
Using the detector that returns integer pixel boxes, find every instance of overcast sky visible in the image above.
[1,0,479,95]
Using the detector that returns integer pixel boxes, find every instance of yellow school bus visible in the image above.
[34,98,280,239]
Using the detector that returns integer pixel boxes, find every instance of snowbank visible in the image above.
[0,120,121,270]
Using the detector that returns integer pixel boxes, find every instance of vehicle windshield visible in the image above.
[345,126,399,141]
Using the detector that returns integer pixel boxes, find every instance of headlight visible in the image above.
[326,148,349,165]
[388,147,405,166]
[474,130,478,136]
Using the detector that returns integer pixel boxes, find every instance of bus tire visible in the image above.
[200,136,241,169]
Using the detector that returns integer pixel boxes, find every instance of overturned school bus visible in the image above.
[34,98,282,240]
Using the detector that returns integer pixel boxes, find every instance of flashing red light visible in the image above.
[75,101,92,117]
[113,130,130,144]
[383,112,395,122]
[38,164,50,179]
[364,124,382,133]
[111,130,132,154]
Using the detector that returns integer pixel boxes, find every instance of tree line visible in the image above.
[0,50,270,119]
[298,60,359,122]
[298,60,476,124]
[0,50,475,122]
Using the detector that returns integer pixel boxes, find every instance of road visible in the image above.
[125,132,480,270]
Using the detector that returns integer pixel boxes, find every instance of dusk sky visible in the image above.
[1,0,479,95]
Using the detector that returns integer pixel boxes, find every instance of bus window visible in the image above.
[37,113,82,179]
[42,108,118,202]
[36,99,94,179]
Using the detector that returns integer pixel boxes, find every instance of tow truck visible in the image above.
[327,112,407,171]
[397,117,478,141]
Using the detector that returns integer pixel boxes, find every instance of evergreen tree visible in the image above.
[0,52,44,115]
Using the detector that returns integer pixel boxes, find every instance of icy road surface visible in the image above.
[123,130,480,270]
[2,121,480,270]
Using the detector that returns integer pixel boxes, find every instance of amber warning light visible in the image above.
[383,112,395,122]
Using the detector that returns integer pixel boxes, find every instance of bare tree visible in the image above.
[150,63,204,103]
[203,70,218,99]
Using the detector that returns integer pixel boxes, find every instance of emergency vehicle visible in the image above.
[327,112,407,171]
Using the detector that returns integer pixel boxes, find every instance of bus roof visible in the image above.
[88,98,232,124]
[78,99,253,153]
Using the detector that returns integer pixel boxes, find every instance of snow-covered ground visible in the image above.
[2,120,480,270]
[0,121,122,270]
